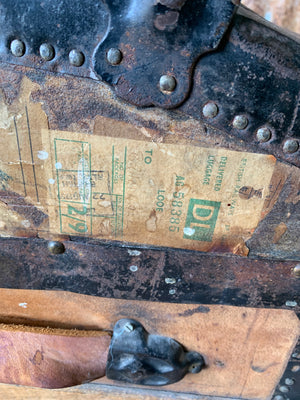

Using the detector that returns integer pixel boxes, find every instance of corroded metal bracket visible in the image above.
[93,0,238,108]
[106,319,204,386]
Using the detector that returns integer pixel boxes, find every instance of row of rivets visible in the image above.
[10,39,85,67]
[105,49,300,151]
[8,41,300,155]
[105,47,178,93]
[202,101,299,154]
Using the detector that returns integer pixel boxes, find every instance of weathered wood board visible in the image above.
[0,290,299,400]
[243,0,300,34]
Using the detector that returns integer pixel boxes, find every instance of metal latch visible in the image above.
[106,319,204,386]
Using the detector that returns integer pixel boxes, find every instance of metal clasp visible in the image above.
[106,319,204,386]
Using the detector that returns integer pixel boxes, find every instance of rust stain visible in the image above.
[146,209,157,232]
[154,11,179,31]
[0,190,47,227]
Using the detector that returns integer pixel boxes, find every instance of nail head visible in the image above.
[159,75,176,92]
[40,43,55,61]
[283,139,299,154]
[48,241,65,254]
[203,102,219,119]
[69,49,85,67]
[107,48,122,65]
[257,127,272,142]
[233,115,248,130]
[11,39,25,57]
[293,264,300,277]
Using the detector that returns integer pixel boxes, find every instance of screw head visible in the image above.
[233,115,249,130]
[48,241,65,254]
[69,50,85,67]
[293,264,300,277]
[256,127,272,142]
[10,39,25,57]
[106,48,122,65]
[283,139,299,154]
[39,43,55,61]
[203,102,219,119]
[124,323,134,332]
[159,75,176,92]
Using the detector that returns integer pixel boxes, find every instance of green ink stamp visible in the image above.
[184,199,221,242]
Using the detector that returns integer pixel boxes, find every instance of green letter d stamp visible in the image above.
[184,199,221,242]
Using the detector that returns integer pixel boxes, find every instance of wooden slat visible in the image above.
[0,383,224,400]
[0,289,298,400]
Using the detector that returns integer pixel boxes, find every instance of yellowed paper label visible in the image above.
[42,129,276,254]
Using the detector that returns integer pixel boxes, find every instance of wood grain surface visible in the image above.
[0,325,110,388]
[243,0,300,33]
[0,290,298,400]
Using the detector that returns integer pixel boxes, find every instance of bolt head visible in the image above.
[233,115,248,130]
[203,102,219,119]
[106,48,122,65]
[40,43,55,61]
[69,50,85,67]
[48,241,65,254]
[283,139,299,154]
[10,39,25,57]
[256,127,272,142]
[159,75,176,92]
[293,264,300,277]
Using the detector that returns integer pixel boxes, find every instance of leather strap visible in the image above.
[0,324,111,388]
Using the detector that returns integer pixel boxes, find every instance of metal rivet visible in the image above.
[124,323,134,332]
[256,127,272,142]
[106,48,122,65]
[48,241,65,254]
[159,75,176,92]
[130,265,138,272]
[285,300,297,307]
[39,43,55,61]
[293,264,300,277]
[283,139,299,154]
[273,396,284,400]
[169,289,176,295]
[203,102,219,119]
[10,39,25,57]
[165,277,176,284]
[69,50,85,67]
[233,115,249,130]
[279,385,289,393]
[285,378,295,386]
